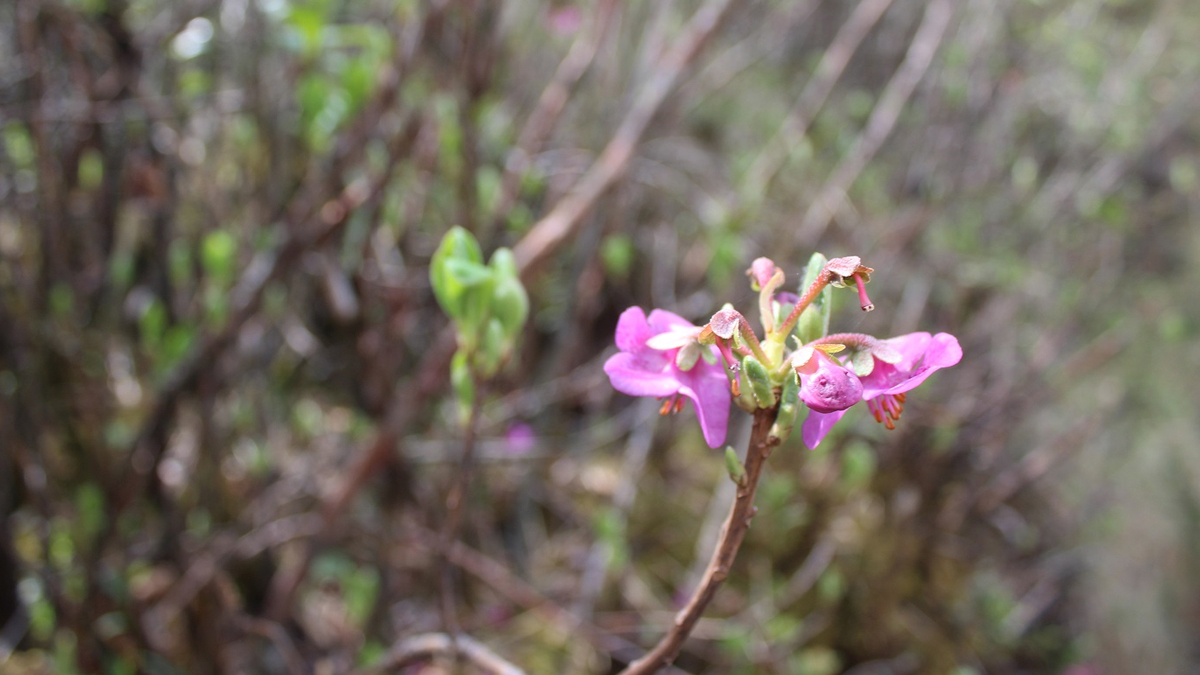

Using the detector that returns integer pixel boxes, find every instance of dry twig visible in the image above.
[354,632,526,675]
[616,406,780,675]
[797,0,956,244]
[512,0,738,279]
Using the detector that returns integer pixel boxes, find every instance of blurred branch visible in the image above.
[489,0,618,238]
[143,513,324,653]
[438,381,484,641]
[573,399,657,619]
[741,0,897,204]
[120,109,423,518]
[354,632,526,675]
[512,0,737,279]
[616,406,780,675]
[411,526,694,675]
[797,0,955,244]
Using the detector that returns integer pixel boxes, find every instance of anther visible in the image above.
[660,399,673,416]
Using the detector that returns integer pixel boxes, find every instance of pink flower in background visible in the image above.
[800,332,962,449]
[604,307,731,448]
[546,7,582,35]
[504,423,537,456]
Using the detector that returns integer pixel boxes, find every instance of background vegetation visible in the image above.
[2,0,1199,673]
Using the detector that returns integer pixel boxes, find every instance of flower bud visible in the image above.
[747,257,779,290]
[798,354,862,413]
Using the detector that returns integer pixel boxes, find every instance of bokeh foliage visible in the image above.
[1,0,1199,674]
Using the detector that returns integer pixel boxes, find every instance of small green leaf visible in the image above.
[600,234,634,279]
[490,276,528,339]
[769,371,801,444]
[724,447,747,487]
[430,226,485,319]
[742,356,776,408]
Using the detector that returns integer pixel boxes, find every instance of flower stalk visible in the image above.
[615,406,781,675]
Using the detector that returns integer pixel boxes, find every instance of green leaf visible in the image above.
[742,356,776,408]
[488,247,519,278]
[600,234,634,279]
[201,230,238,284]
[451,349,475,426]
[724,447,747,487]
[769,371,801,444]
[430,226,485,320]
[490,276,528,340]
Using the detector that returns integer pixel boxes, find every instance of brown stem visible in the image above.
[776,272,832,338]
[512,0,736,280]
[616,406,780,675]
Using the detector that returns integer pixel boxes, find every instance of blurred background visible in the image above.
[2,0,1199,673]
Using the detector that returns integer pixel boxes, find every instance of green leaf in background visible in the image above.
[769,371,802,444]
[489,249,528,339]
[201,230,238,285]
[430,226,485,320]
[450,349,474,426]
[477,318,507,378]
[600,234,634,280]
[77,149,104,190]
[840,442,877,492]
[2,123,35,168]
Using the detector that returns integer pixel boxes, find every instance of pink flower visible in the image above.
[793,349,863,414]
[504,423,537,456]
[604,307,731,448]
[800,332,962,449]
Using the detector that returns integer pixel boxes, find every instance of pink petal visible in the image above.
[674,359,731,448]
[802,409,846,449]
[603,353,679,398]
[799,355,863,413]
[647,309,697,334]
[861,333,961,398]
[614,307,654,353]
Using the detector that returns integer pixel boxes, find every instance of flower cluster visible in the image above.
[604,254,961,448]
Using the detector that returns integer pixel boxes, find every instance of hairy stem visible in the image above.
[776,272,831,338]
[616,406,780,675]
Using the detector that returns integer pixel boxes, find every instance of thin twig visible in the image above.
[797,0,955,244]
[512,0,738,279]
[409,527,694,675]
[438,379,485,641]
[354,632,526,675]
[489,0,618,237]
[616,406,781,675]
[574,400,658,618]
[741,0,898,204]
[143,513,324,652]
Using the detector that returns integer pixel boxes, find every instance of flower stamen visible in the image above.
[853,273,874,312]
